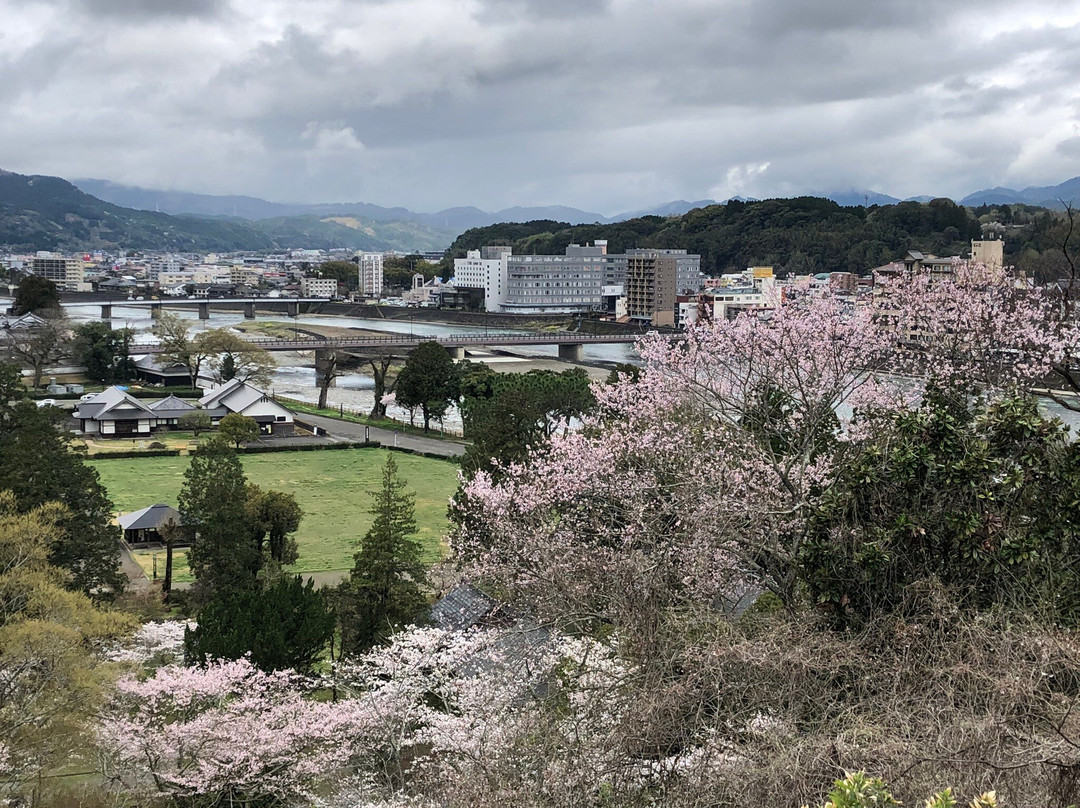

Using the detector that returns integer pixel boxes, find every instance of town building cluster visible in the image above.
[448,238,1004,327]
[1,238,1007,329]
[451,242,704,324]
[0,248,387,300]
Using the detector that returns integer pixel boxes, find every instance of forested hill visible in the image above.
[0,170,454,253]
[0,170,278,252]
[445,197,1001,276]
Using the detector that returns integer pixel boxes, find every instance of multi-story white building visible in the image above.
[192,266,231,285]
[157,271,196,288]
[357,252,384,297]
[301,277,339,299]
[970,238,1004,269]
[32,252,86,291]
[453,243,701,315]
[147,255,184,282]
[453,246,511,311]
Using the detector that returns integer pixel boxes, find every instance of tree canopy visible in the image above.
[337,454,428,654]
[394,341,461,432]
[12,274,60,315]
[0,384,124,595]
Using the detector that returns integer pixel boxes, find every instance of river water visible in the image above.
[57,303,639,431]
[34,301,1080,434]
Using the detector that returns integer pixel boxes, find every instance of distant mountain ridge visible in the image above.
[0,171,455,253]
[959,177,1080,209]
[8,168,1080,254]
[78,176,1080,235]
[75,179,732,230]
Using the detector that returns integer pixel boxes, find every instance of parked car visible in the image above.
[80,393,98,402]
[35,399,58,408]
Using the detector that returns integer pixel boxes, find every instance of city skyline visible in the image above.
[3,0,1080,214]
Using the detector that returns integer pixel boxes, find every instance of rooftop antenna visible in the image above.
[864,193,869,208]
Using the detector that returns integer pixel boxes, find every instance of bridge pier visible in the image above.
[100,304,112,320]
[287,301,300,318]
[244,302,256,319]
[445,346,465,360]
[150,303,162,320]
[198,302,210,320]
[558,343,584,362]
[315,349,337,388]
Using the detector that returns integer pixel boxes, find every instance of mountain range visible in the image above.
[0,170,455,253]
[4,168,1080,255]
[75,176,1080,235]
[74,178,717,230]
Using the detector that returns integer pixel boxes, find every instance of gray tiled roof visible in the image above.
[118,503,182,531]
[431,584,498,631]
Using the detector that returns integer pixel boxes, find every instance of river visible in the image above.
[26,301,1080,434]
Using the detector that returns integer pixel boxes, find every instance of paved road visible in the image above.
[298,412,467,458]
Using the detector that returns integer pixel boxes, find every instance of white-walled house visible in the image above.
[74,387,156,436]
[199,379,295,436]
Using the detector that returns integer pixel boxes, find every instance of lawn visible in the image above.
[92,449,461,580]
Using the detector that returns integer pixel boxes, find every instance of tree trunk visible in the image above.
[163,537,173,602]
[367,355,395,419]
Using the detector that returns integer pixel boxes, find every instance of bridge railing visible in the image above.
[232,332,642,348]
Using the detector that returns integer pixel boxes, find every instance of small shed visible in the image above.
[118,504,188,546]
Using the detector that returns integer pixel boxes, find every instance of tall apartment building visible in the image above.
[625,251,677,326]
[624,249,702,326]
[357,252,384,296]
[32,252,85,291]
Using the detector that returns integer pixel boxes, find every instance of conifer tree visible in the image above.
[338,453,428,654]
[180,437,259,603]
[184,575,333,672]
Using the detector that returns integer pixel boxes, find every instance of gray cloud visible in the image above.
[1,0,1080,213]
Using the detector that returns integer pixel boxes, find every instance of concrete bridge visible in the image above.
[62,297,329,321]
[133,330,642,367]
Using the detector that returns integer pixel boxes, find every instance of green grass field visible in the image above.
[92,449,460,580]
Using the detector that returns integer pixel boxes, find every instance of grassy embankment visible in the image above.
[92,449,459,583]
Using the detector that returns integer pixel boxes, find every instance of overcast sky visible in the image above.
[3,0,1080,215]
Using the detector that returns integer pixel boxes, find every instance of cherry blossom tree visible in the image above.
[454,263,1069,623]
[98,658,379,806]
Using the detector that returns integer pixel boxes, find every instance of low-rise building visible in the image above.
[74,387,156,436]
[970,238,1004,269]
[300,277,339,299]
[199,379,295,436]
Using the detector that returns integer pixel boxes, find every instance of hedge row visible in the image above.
[91,449,183,459]
[238,441,381,454]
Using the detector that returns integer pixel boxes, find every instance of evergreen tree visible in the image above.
[73,322,136,384]
[394,341,461,432]
[184,575,333,672]
[338,454,428,654]
[0,389,124,595]
[246,484,302,567]
[12,275,60,315]
[180,437,259,602]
